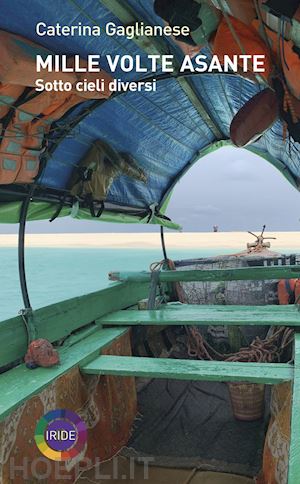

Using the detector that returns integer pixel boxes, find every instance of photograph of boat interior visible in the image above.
[0,0,300,483]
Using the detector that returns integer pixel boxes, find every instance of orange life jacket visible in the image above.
[0,30,112,184]
[211,0,256,26]
[294,279,300,306]
[0,88,87,184]
[213,16,273,82]
[252,20,300,100]
[277,279,297,304]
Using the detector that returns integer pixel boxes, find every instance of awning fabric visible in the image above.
[0,0,299,227]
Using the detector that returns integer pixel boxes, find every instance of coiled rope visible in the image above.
[187,325,294,363]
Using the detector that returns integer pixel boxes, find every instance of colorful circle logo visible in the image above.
[34,409,87,461]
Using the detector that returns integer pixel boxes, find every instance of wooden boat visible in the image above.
[0,1,300,483]
[0,233,299,483]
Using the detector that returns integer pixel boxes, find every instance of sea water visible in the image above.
[0,247,236,321]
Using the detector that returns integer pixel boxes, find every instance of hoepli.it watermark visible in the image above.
[9,456,155,481]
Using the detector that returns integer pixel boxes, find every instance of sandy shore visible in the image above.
[0,232,300,250]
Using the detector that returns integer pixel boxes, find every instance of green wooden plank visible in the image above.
[288,333,300,482]
[109,266,300,283]
[100,304,300,327]
[0,327,128,422]
[81,355,293,384]
[0,281,148,368]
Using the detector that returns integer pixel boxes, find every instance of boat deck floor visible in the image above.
[77,455,253,483]
[128,379,268,477]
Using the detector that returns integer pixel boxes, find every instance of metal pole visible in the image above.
[160,226,168,261]
[18,190,33,309]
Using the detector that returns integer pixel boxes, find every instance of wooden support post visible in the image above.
[288,333,300,483]
[228,326,242,353]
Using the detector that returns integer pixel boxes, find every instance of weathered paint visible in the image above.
[0,200,180,229]
[288,333,300,483]
[99,0,223,139]
[100,304,300,326]
[109,266,300,283]
[0,281,148,368]
[0,331,136,483]
[81,355,293,384]
[0,327,129,421]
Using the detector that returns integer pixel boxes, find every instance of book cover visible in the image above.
[0,1,299,483]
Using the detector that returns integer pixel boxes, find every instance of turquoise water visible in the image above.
[0,247,236,321]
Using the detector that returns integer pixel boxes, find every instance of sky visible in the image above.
[0,145,299,234]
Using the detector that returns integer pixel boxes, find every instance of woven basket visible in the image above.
[228,382,265,421]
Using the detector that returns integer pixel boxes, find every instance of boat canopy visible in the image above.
[0,0,299,229]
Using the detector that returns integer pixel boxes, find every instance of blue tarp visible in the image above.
[0,0,299,213]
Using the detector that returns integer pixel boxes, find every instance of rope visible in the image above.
[253,0,277,63]
[147,270,161,309]
[150,260,165,272]
[19,309,31,346]
[187,326,294,363]
[215,0,269,87]
[150,258,187,303]
[283,83,298,124]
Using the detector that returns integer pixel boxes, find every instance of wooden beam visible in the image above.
[288,333,300,482]
[0,327,128,422]
[99,304,300,327]
[109,265,300,283]
[0,281,148,368]
[81,355,293,384]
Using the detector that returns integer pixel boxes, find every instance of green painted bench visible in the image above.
[81,355,293,384]
[80,334,300,484]
[0,327,128,422]
[99,304,300,326]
